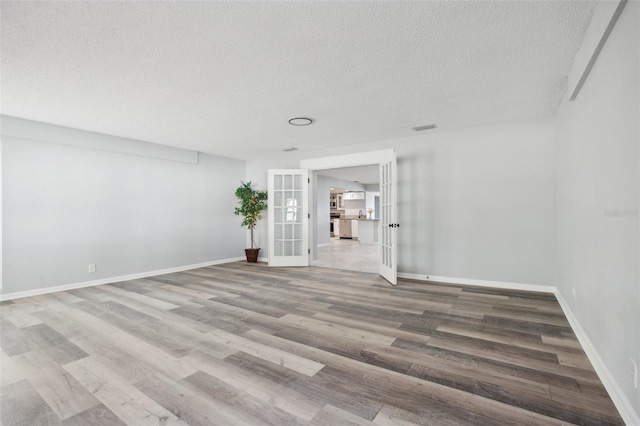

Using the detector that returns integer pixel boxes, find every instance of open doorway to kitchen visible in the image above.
[315,165,380,273]
[300,149,397,282]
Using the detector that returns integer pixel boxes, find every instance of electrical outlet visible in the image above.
[88,264,96,273]
[572,287,576,302]
[632,359,638,389]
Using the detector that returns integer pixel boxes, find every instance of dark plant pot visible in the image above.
[245,248,260,263]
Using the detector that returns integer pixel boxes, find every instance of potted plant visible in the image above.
[234,181,268,262]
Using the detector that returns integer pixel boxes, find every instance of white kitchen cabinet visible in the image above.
[351,219,358,239]
[343,192,365,200]
[336,193,345,209]
[354,219,379,244]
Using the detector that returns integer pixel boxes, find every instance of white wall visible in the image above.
[247,117,557,286]
[2,117,246,295]
[364,191,379,218]
[343,199,366,218]
[555,0,639,416]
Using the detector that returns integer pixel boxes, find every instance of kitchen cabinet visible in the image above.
[336,193,345,209]
[351,219,358,239]
[354,219,379,244]
[343,192,365,200]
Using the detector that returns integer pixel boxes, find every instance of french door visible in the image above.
[379,151,398,285]
[267,169,309,267]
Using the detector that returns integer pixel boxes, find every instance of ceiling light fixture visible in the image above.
[289,117,313,126]
[413,124,438,131]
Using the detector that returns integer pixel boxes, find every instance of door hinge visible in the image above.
[308,213,310,219]
[308,248,311,254]
[308,178,310,183]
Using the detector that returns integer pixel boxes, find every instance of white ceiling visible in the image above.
[1,1,596,160]
[320,165,379,186]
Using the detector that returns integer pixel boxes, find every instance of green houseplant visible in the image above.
[234,181,268,262]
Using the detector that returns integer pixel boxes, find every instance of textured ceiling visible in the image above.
[1,1,595,160]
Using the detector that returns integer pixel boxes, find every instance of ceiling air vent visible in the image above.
[283,147,298,152]
[412,124,438,132]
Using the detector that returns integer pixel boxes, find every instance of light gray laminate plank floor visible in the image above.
[0,262,625,425]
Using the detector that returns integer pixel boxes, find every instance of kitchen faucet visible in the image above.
[359,210,363,218]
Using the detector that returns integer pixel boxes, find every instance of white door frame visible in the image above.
[267,169,310,267]
[300,149,395,270]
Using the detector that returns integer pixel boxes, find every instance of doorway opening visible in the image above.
[315,166,380,273]
[300,149,397,284]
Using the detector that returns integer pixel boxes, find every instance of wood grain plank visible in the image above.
[182,349,324,421]
[182,370,309,426]
[278,313,397,346]
[12,349,99,419]
[0,349,24,387]
[5,311,43,328]
[135,372,256,426]
[62,403,126,426]
[373,404,462,426]
[64,357,187,426]
[0,379,62,426]
[98,284,180,310]
[20,323,89,365]
[0,262,624,426]
[207,328,325,376]
[47,307,197,383]
[311,404,375,425]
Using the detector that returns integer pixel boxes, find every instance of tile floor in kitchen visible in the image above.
[315,237,379,273]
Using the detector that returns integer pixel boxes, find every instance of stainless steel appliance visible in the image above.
[330,212,341,237]
[339,219,352,239]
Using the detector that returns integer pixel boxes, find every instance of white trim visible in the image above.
[317,243,330,248]
[397,272,556,293]
[555,290,640,426]
[567,0,627,101]
[301,149,394,279]
[0,257,244,301]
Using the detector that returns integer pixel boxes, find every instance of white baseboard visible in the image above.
[554,290,640,426]
[396,272,556,293]
[317,243,330,248]
[0,257,245,301]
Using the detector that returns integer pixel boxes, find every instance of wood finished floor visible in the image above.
[0,262,625,426]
